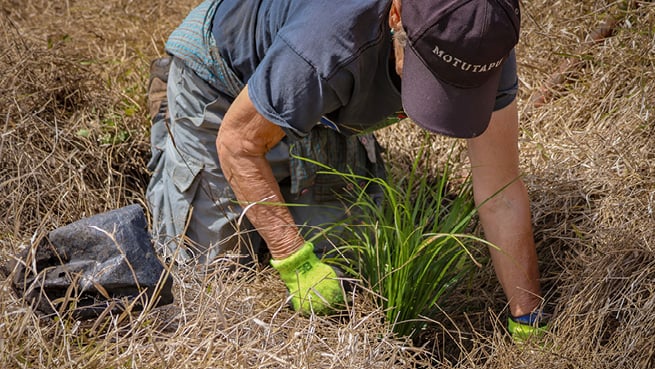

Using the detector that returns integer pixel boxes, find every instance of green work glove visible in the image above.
[270,242,344,315]
[507,313,549,344]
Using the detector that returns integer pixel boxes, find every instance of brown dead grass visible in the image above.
[1,0,654,368]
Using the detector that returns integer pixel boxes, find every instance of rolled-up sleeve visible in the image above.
[493,50,519,111]
[247,36,342,139]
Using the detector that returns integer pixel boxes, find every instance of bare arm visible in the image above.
[216,85,304,259]
[466,99,542,317]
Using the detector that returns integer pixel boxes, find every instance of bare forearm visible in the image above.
[219,147,304,259]
[474,178,542,316]
[216,85,304,260]
[467,100,542,317]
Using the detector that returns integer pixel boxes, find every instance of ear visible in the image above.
[388,0,402,32]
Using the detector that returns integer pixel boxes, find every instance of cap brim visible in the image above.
[401,44,502,138]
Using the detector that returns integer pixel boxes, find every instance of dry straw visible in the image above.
[1,0,654,368]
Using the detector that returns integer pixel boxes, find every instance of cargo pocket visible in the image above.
[146,119,169,172]
[163,145,205,236]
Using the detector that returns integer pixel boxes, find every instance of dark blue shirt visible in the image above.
[212,0,402,137]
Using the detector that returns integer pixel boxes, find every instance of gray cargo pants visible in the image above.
[146,57,377,264]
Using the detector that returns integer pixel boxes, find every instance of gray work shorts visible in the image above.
[146,57,364,264]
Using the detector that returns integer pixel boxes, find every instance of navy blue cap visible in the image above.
[401,0,521,138]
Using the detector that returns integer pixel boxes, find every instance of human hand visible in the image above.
[270,242,344,315]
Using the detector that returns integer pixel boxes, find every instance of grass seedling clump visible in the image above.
[318,142,482,339]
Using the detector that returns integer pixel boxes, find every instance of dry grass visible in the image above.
[1,0,654,368]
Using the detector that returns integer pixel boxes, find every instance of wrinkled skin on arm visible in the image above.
[216,85,305,260]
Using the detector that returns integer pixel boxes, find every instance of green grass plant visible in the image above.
[315,141,483,339]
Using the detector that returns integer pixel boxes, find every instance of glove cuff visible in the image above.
[270,242,318,280]
[510,310,545,325]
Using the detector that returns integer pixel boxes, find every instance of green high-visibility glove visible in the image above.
[507,315,549,344]
[270,242,344,315]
